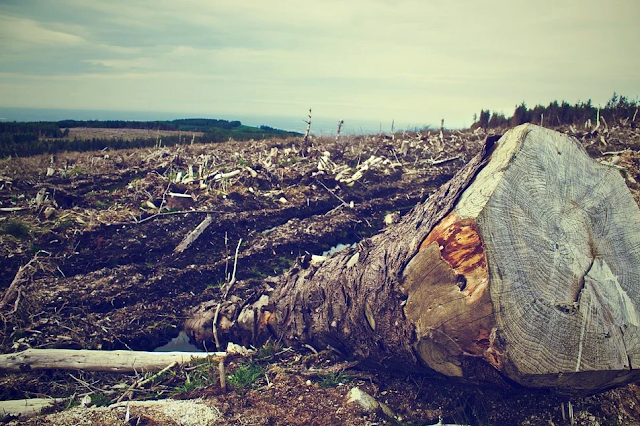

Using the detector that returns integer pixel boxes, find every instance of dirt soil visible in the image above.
[2,124,640,425]
[65,127,203,141]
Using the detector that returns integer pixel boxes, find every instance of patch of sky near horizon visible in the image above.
[0,0,638,128]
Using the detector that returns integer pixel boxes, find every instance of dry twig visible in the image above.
[0,253,42,312]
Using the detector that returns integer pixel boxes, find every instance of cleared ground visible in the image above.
[2,125,640,425]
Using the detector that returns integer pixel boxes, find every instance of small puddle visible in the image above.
[153,330,203,352]
[322,242,355,257]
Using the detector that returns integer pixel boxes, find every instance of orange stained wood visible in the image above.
[420,211,489,303]
[421,211,487,274]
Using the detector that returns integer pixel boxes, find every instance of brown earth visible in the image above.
[2,124,640,425]
[64,127,203,141]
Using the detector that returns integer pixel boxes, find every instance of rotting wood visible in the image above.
[0,349,225,373]
[174,214,214,253]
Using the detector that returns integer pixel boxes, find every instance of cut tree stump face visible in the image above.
[402,124,640,391]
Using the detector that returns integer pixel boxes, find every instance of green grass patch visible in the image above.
[256,340,283,360]
[171,358,219,394]
[90,392,113,407]
[1,219,31,239]
[317,372,351,388]
[206,281,225,289]
[228,361,265,392]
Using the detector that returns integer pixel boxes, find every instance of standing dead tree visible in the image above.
[336,120,344,141]
[303,109,312,146]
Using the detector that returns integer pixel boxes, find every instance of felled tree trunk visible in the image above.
[200,124,640,393]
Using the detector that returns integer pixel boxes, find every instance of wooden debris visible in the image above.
[0,255,38,312]
[0,348,225,373]
[0,398,64,417]
[174,214,213,253]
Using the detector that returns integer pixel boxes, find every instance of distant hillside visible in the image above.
[0,118,301,158]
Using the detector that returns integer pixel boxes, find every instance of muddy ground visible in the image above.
[2,124,640,425]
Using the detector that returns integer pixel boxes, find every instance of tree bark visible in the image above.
[198,124,640,393]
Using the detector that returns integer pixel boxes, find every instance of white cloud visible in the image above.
[84,57,156,70]
[0,14,85,48]
[0,0,638,127]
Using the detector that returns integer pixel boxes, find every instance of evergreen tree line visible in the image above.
[473,93,639,129]
[56,118,243,131]
[0,122,63,138]
[0,135,188,158]
[0,118,300,158]
[0,127,300,159]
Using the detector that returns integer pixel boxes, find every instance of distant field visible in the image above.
[65,127,203,141]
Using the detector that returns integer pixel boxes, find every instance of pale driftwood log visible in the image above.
[0,349,224,373]
[0,398,64,416]
[174,214,213,253]
[255,124,640,394]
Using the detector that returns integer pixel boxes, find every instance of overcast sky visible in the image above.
[0,0,638,128]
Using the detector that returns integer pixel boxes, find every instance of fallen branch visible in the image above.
[428,155,461,166]
[173,214,214,253]
[116,360,179,403]
[0,255,39,312]
[315,179,350,208]
[0,349,226,373]
[602,149,631,156]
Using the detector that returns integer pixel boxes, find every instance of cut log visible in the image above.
[0,349,225,373]
[246,124,640,394]
[401,124,640,391]
[188,124,640,393]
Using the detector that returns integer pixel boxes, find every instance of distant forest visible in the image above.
[0,118,300,158]
[473,93,638,129]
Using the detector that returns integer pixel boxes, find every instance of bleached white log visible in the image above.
[0,349,225,373]
[0,398,64,416]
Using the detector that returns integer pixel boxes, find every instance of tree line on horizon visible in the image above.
[473,93,638,129]
[55,118,244,131]
[0,118,300,158]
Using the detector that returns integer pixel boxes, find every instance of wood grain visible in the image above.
[468,124,640,390]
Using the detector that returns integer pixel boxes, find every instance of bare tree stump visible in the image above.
[400,124,640,391]
[198,124,640,393]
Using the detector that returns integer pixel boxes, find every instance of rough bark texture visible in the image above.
[269,124,640,393]
[270,134,500,381]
